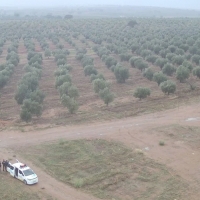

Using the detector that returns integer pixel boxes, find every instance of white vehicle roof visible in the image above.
[13,162,30,171]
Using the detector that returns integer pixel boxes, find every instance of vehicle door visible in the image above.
[7,163,15,177]
[18,170,25,182]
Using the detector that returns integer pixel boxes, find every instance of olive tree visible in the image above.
[99,87,114,106]
[45,49,51,58]
[193,66,200,79]
[160,80,176,95]
[155,58,167,69]
[134,87,151,100]
[176,65,190,82]
[143,68,154,81]
[105,56,117,68]
[162,63,176,76]
[114,65,129,83]
[84,65,98,76]
[21,99,43,117]
[93,79,108,94]
[20,108,32,122]
[153,72,168,86]
[61,94,79,114]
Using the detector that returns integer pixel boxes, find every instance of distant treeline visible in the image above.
[0,5,200,19]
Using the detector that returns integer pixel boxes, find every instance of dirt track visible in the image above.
[1,102,200,199]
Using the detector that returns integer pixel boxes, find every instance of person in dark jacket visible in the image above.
[5,160,8,172]
[2,160,6,171]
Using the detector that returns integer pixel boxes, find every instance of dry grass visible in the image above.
[20,139,188,200]
[154,124,200,148]
[0,172,42,200]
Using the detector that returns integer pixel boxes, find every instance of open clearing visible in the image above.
[19,139,187,200]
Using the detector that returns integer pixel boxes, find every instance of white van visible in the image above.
[7,161,38,185]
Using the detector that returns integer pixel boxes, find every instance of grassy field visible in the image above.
[0,172,44,200]
[20,139,188,200]
[154,124,200,148]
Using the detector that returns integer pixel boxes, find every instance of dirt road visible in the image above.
[1,102,200,199]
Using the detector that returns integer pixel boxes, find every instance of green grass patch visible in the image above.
[20,139,188,200]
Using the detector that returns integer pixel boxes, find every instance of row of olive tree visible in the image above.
[15,39,45,122]
[92,46,130,84]
[0,40,20,89]
[76,47,114,106]
[53,48,79,114]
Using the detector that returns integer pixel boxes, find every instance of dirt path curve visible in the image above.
[1,102,200,199]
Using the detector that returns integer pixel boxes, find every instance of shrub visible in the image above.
[159,141,165,146]
[134,87,151,100]
[160,80,176,95]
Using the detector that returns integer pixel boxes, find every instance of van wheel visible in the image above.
[23,180,27,185]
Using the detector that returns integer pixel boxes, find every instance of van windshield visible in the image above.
[23,169,35,176]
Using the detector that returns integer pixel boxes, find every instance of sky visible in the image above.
[0,0,199,10]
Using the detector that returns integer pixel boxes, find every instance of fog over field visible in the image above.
[0,0,200,10]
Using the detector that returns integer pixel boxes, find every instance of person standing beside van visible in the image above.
[2,160,6,171]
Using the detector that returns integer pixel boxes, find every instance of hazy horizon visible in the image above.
[0,0,199,10]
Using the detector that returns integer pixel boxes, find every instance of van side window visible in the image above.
[10,166,14,170]
[7,164,14,170]
[19,170,23,175]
